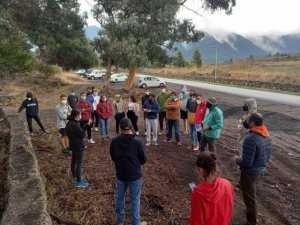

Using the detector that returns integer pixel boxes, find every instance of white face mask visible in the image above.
[93,92,98,96]
[81,96,86,100]
[71,92,75,96]
[145,92,150,95]
[61,100,67,105]
[27,98,32,101]
[103,98,107,102]
[162,89,166,93]
[197,100,202,105]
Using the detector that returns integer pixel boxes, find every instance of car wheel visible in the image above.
[91,76,95,80]
[142,83,147,89]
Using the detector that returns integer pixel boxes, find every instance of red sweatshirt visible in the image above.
[189,177,234,225]
[96,101,113,119]
[76,100,92,121]
[194,100,207,125]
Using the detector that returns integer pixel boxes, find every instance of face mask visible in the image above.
[71,92,75,96]
[76,115,82,121]
[61,100,67,104]
[243,120,250,129]
[103,98,107,102]
[81,96,86,100]
[197,100,202,105]
[192,97,196,101]
[145,92,150,95]
[162,89,166,93]
[93,92,98,96]
[206,102,213,109]
[27,98,32,101]
[243,105,249,111]
[170,96,175,101]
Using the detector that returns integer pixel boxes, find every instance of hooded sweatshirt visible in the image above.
[110,134,147,182]
[189,177,234,225]
[157,92,170,112]
[65,117,85,152]
[18,98,39,117]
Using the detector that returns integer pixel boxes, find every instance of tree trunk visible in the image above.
[125,64,137,92]
[103,54,112,85]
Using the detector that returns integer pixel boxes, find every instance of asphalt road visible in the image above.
[155,76,300,107]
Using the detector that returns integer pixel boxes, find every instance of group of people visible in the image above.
[17,86,272,225]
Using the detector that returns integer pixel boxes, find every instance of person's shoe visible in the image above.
[75,180,89,188]
[140,222,148,225]
[62,147,72,154]
[136,131,139,136]
[176,141,182,146]
[158,131,163,135]
[145,142,151,146]
[187,144,194,150]
[29,132,35,136]
[153,142,159,146]
[94,127,98,132]
[43,130,50,134]
[163,139,172,143]
[144,132,147,136]
[88,139,95,144]
[72,177,84,184]
[193,145,200,151]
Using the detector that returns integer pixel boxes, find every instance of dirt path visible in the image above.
[30,78,300,225]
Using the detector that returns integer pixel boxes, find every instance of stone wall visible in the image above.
[0,92,20,107]
[0,107,52,225]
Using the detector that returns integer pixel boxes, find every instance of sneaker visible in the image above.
[29,132,35,136]
[144,132,147,136]
[88,139,95,144]
[163,139,172,143]
[43,130,50,134]
[158,131,163,135]
[176,141,182,146]
[75,180,89,188]
[136,131,139,136]
[145,142,151,146]
[153,142,159,146]
[94,127,98,132]
[140,222,148,225]
[62,146,72,154]
[193,145,200,151]
[187,144,194,150]
[72,176,84,184]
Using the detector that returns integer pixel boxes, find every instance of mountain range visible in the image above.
[84,26,300,63]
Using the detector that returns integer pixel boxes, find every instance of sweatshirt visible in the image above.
[18,98,39,117]
[142,100,160,120]
[110,134,147,182]
[76,100,93,121]
[165,98,181,120]
[55,103,72,129]
[157,92,170,112]
[65,118,85,152]
[67,94,79,110]
[96,101,113,119]
[194,101,207,125]
[189,177,234,225]
[92,95,100,111]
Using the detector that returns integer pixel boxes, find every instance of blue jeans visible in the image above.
[190,124,199,145]
[167,120,180,142]
[99,118,110,136]
[116,178,142,225]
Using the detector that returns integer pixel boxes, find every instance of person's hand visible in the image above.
[233,155,239,161]
[144,109,149,113]
[88,118,93,125]
[202,126,210,131]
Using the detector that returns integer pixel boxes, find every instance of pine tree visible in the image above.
[192,49,202,68]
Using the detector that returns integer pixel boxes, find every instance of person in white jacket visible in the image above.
[92,88,100,132]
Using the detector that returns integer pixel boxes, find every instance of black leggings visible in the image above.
[80,121,92,139]
[159,111,167,131]
[115,112,125,133]
[26,115,45,133]
[71,150,83,182]
[127,110,139,132]
[93,110,99,128]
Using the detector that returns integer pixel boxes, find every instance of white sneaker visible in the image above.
[88,139,95,144]
[136,131,139,136]
[153,142,159,146]
[145,142,151,146]
[94,127,98,132]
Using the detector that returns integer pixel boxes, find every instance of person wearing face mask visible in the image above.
[127,95,140,135]
[237,98,257,157]
[156,85,170,135]
[66,109,89,188]
[55,94,72,154]
[164,92,182,146]
[96,95,113,141]
[180,88,189,135]
[189,152,234,225]
[92,89,100,132]
[194,95,207,146]
[200,97,223,152]
[76,92,94,144]
[67,90,79,110]
[113,94,126,134]
[187,93,199,151]
[17,91,49,135]
[142,93,160,146]
[233,113,272,225]
[141,89,150,135]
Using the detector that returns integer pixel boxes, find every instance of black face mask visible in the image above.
[243,105,249,112]
[243,121,250,129]
[206,102,213,109]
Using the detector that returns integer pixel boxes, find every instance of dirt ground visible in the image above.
[26,76,300,225]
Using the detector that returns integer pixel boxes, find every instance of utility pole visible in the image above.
[213,46,218,82]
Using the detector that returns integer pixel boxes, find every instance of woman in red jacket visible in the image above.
[96,95,113,141]
[194,95,207,148]
[189,152,234,225]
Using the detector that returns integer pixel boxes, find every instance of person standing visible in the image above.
[141,89,150,136]
[55,94,72,154]
[66,109,89,188]
[142,93,160,146]
[110,118,147,225]
[17,91,49,135]
[194,95,207,146]
[96,95,113,141]
[127,95,140,136]
[76,92,95,144]
[200,97,223,152]
[92,89,100,132]
[67,90,79,110]
[179,88,189,135]
[187,93,199,151]
[164,92,182,146]
[189,152,234,225]
[233,113,272,225]
[156,85,170,135]
[113,95,126,134]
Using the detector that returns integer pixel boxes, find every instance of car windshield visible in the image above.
[86,69,93,74]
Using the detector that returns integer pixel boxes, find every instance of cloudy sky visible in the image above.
[79,0,300,36]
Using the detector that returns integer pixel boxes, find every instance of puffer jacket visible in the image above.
[202,105,224,139]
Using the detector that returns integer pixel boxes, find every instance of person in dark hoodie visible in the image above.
[233,113,272,225]
[110,118,147,225]
[67,90,79,110]
[17,91,49,135]
[189,152,234,225]
[66,109,89,188]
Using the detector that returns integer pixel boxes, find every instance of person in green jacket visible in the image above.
[200,97,224,152]
[156,85,170,135]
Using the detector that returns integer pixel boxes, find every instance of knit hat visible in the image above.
[207,97,217,105]
[120,118,132,130]
[26,92,33,98]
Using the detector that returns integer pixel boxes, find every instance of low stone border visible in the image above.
[0,107,52,225]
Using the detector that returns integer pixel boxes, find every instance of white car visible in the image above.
[110,73,128,82]
[74,69,86,75]
[85,69,106,80]
[138,76,165,88]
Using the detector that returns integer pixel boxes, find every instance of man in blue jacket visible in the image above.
[142,93,160,146]
[233,113,272,225]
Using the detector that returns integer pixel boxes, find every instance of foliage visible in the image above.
[173,51,186,67]
[192,49,202,68]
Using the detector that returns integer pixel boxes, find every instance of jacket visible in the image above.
[157,92,170,112]
[189,177,234,225]
[96,101,113,119]
[236,125,272,176]
[92,95,100,111]
[110,134,147,182]
[141,94,150,106]
[202,106,224,139]
[76,100,92,121]
[180,91,189,111]
[165,98,181,120]
[186,99,197,113]
[142,100,160,120]
[55,103,72,129]
[237,98,258,152]
[86,94,94,105]
[113,101,125,114]
[194,101,207,125]
[18,98,39,117]
[67,94,78,110]
[65,118,85,152]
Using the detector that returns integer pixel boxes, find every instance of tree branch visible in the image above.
[181,4,203,17]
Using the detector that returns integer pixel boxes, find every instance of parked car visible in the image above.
[110,73,128,83]
[74,69,86,76]
[138,76,165,88]
[85,69,106,80]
